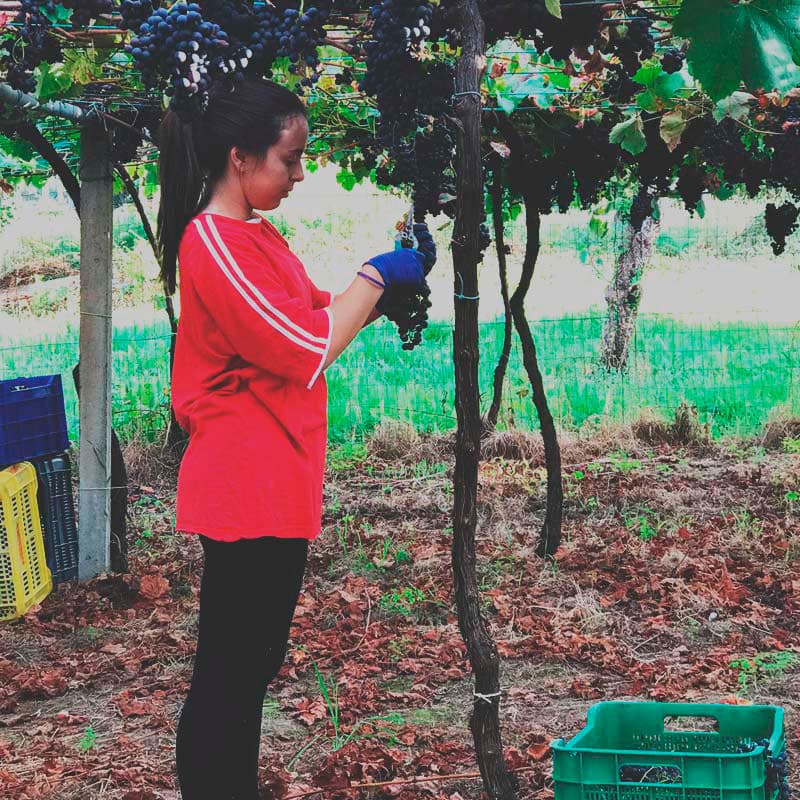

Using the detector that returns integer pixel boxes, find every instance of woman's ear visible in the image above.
[230,146,248,174]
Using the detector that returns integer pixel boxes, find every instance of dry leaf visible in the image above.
[139,575,170,600]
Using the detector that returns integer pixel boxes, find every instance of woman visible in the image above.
[156,77,435,799]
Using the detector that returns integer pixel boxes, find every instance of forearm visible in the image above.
[331,295,380,327]
[323,266,383,369]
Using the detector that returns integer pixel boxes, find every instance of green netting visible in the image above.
[1,312,798,444]
[1,190,798,444]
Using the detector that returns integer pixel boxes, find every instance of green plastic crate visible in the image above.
[551,702,785,800]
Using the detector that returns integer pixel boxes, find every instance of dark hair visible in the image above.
[156,78,306,294]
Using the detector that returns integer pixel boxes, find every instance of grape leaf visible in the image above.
[659,107,694,152]
[336,169,358,191]
[36,63,75,103]
[713,91,757,123]
[41,4,72,24]
[545,0,562,19]
[609,114,647,155]
[674,0,800,100]
[632,63,663,87]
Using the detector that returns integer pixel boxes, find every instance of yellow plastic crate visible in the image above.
[0,462,52,621]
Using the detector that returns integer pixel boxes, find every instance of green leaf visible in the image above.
[715,183,735,201]
[497,92,517,115]
[637,89,658,113]
[36,63,75,102]
[695,197,706,219]
[548,70,572,90]
[42,4,72,23]
[545,0,562,19]
[336,169,358,191]
[656,71,688,102]
[609,114,647,155]
[651,200,661,223]
[589,214,608,238]
[632,63,663,88]
[674,0,800,100]
[713,91,757,123]
[142,161,160,198]
[0,134,37,163]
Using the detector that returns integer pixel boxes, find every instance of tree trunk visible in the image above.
[509,201,563,558]
[72,363,128,574]
[451,4,518,799]
[601,196,660,371]
[486,161,513,431]
[495,116,563,558]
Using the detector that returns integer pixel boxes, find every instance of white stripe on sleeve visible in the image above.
[193,219,326,356]
[205,216,328,346]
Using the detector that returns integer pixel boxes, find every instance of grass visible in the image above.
[2,312,800,443]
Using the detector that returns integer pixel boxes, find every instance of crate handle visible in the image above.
[663,714,719,733]
[620,764,682,785]
[10,385,27,392]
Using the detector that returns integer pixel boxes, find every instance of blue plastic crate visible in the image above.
[0,375,69,468]
[34,454,78,585]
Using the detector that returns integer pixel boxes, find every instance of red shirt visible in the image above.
[172,212,333,541]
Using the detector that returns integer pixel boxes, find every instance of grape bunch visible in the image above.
[700,117,750,186]
[3,0,63,93]
[676,165,705,214]
[765,202,800,256]
[537,118,620,214]
[119,0,159,31]
[360,0,434,135]
[335,66,355,87]
[63,0,114,27]
[123,2,240,117]
[610,10,656,74]
[737,739,790,800]
[478,0,604,62]
[379,282,433,350]
[199,0,254,44]
[413,119,456,218]
[111,104,163,164]
[273,4,331,92]
[660,47,684,75]
[605,65,640,104]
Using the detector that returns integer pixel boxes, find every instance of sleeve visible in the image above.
[188,215,333,389]
[306,274,333,310]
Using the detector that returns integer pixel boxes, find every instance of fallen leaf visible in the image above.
[139,575,170,600]
[527,742,551,761]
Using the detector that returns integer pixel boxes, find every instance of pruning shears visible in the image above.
[394,203,418,251]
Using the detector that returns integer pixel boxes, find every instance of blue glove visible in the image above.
[364,248,425,291]
[412,222,437,273]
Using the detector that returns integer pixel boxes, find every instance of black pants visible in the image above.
[176,534,309,800]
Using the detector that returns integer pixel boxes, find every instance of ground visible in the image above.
[1,422,799,800]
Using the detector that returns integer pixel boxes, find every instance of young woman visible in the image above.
[156,77,435,800]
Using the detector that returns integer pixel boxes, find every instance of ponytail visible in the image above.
[157,111,204,295]
[156,78,307,297]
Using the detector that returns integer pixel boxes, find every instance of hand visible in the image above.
[363,248,425,292]
[412,222,437,273]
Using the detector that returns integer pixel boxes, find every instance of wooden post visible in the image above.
[77,121,113,580]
